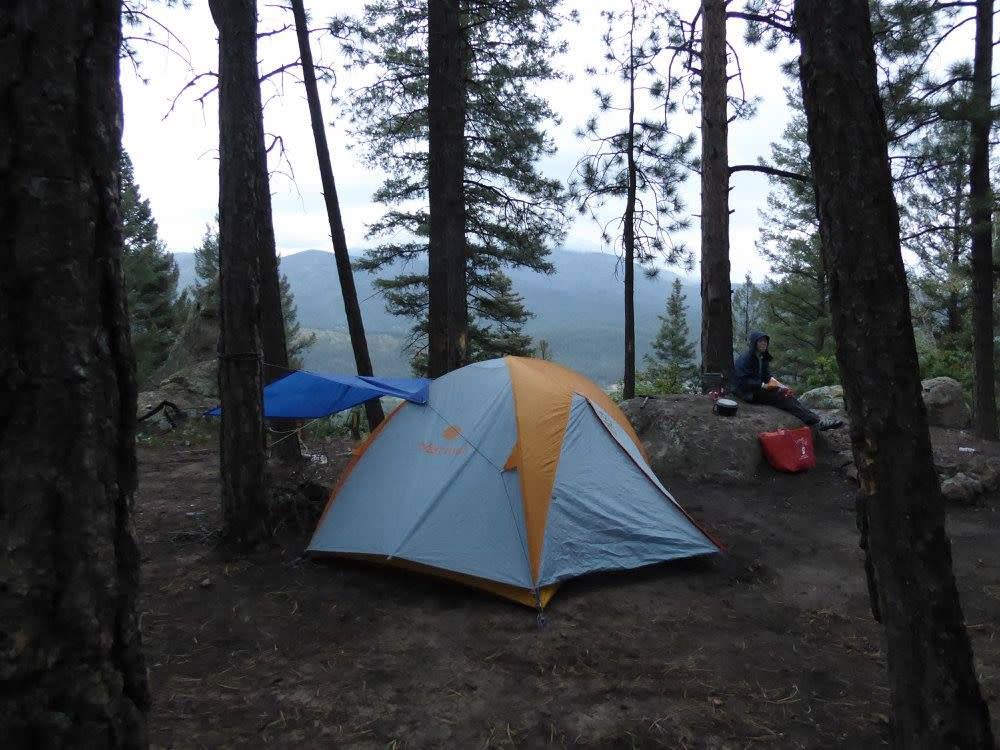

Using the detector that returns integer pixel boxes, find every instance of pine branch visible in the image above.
[725,11,795,35]
[730,164,811,183]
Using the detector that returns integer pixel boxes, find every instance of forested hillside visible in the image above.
[174,248,700,384]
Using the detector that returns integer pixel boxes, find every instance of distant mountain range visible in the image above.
[172,248,700,387]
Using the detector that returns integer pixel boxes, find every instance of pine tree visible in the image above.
[332,0,569,370]
[427,0,468,375]
[571,0,693,399]
[120,151,180,385]
[903,118,972,348]
[535,339,553,361]
[290,0,384,428]
[279,270,316,368]
[1,1,149,741]
[753,92,833,384]
[468,269,534,360]
[872,0,998,436]
[750,3,971,387]
[796,1,994,742]
[644,278,696,387]
[731,271,763,356]
[700,0,734,389]
[193,224,313,366]
[402,272,533,374]
[210,0,270,545]
[965,0,996,438]
[194,223,220,294]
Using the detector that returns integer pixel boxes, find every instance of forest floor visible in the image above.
[137,426,1000,749]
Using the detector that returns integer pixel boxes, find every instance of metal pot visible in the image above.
[714,397,739,417]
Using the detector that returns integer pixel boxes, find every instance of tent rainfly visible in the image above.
[309,357,720,607]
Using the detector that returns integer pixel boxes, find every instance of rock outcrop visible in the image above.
[622,390,998,505]
[138,359,218,417]
[799,385,845,412]
[620,394,833,484]
[799,376,971,429]
[921,376,971,429]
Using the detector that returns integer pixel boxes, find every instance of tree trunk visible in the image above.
[795,1,995,746]
[623,6,638,400]
[968,0,996,439]
[0,1,149,745]
[427,0,468,377]
[290,0,384,430]
[234,0,298,461]
[700,0,734,389]
[210,0,270,548]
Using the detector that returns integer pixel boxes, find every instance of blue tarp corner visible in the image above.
[205,370,430,419]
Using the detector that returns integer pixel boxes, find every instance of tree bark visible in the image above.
[427,0,468,377]
[700,0,734,388]
[795,1,995,746]
[0,0,149,745]
[210,0,270,548]
[968,0,996,439]
[237,0,298,461]
[623,3,638,400]
[290,0,384,430]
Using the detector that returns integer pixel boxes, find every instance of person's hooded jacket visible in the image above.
[733,331,772,400]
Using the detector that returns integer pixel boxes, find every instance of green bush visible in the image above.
[802,354,841,390]
[300,398,406,443]
[609,364,696,402]
[301,409,368,442]
[918,346,973,392]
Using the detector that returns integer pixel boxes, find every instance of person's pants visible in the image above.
[747,389,820,425]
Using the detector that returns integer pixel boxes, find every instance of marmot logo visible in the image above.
[420,425,466,455]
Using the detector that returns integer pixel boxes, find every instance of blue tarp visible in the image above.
[206,371,430,419]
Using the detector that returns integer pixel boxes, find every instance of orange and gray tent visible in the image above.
[308,357,720,607]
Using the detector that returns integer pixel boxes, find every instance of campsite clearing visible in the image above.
[137,439,1000,748]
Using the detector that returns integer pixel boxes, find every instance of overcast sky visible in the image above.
[120,0,974,282]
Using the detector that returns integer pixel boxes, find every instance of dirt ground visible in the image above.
[137,429,1000,749]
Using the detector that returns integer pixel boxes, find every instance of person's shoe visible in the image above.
[817,416,844,431]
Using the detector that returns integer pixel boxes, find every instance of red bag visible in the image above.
[758,426,816,473]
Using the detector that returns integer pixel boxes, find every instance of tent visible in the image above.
[206,371,430,419]
[309,357,720,607]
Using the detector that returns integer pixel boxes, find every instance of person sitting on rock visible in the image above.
[733,331,844,431]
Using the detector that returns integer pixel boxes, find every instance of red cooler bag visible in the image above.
[758,426,816,473]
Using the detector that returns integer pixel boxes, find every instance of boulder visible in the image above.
[620,394,828,485]
[921,377,971,429]
[965,454,1000,492]
[149,288,219,384]
[801,378,970,429]
[940,472,982,504]
[138,358,218,418]
[934,450,1000,504]
[800,385,845,411]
